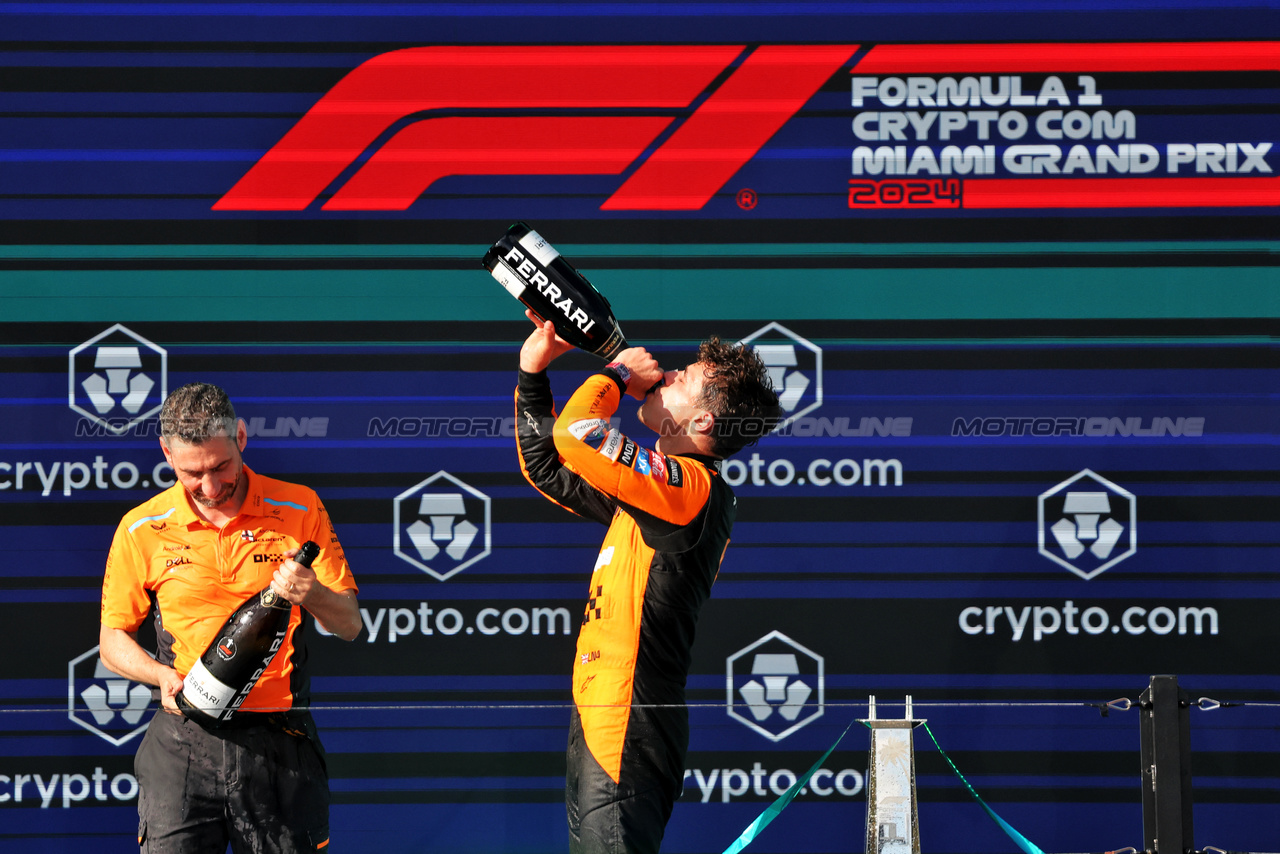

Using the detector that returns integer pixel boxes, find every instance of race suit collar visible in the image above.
[678,453,722,472]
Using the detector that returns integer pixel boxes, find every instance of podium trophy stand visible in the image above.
[861,695,925,854]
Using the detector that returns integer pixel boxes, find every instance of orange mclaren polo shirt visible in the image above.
[101,465,356,714]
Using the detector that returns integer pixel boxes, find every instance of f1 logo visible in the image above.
[215,44,856,211]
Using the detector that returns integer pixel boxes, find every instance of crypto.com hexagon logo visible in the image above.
[727,630,824,742]
[69,324,167,435]
[1038,468,1137,580]
[68,646,155,746]
[394,471,491,580]
[737,323,822,431]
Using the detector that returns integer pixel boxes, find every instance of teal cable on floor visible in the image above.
[920,720,1045,854]
[719,716,860,854]
[720,715,1045,854]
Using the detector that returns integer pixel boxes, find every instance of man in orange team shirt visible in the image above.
[99,382,361,853]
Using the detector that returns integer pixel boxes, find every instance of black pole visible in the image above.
[1138,674,1194,854]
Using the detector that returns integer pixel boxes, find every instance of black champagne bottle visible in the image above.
[176,541,319,725]
[482,222,628,360]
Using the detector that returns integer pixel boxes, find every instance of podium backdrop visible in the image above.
[0,3,1276,852]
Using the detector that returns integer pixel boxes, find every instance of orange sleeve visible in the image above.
[553,372,710,527]
[100,520,153,632]
[307,495,358,595]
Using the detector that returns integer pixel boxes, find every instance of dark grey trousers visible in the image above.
[135,710,330,853]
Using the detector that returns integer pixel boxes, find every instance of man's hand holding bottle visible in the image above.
[520,309,662,400]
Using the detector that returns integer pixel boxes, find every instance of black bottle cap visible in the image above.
[296,541,320,568]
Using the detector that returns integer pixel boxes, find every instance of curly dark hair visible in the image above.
[159,382,237,446]
[693,337,783,458]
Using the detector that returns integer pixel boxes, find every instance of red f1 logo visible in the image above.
[214,45,856,211]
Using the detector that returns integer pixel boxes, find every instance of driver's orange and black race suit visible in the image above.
[516,365,736,854]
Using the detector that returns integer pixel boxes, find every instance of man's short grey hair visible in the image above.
[160,383,237,446]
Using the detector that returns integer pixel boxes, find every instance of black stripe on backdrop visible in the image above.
[3,216,1278,244]
[279,469,1280,489]
[4,318,1276,344]
[309,608,1259,678]
[326,743,1277,782]
[2,62,1273,94]
[0,37,1274,91]
[815,69,1280,93]
[4,102,1276,122]
[0,41,422,51]
[320,786,1278,806]
[3,38,1270,98]
[2,495,1275,528]
[1,251,1271,271]
[308,685,1280,709]
[11,568,1276,593]
[3,325,1275,372]
[330,494,1280,526]
[0,783,1268,809]
[810,104,1280,117]
[0,66,352,93]
[0,113,306,119]
[11,568,1275,593]
[6,347,1274,372]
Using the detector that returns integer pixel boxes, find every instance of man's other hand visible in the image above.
[612,347,664,400]
[519,311,574,373]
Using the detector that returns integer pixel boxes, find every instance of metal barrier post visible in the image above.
[1139,674,1194,854]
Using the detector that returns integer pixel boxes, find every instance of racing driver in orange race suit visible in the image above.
[515,312,781,854]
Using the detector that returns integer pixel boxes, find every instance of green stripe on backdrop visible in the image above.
[1,267,1275,322]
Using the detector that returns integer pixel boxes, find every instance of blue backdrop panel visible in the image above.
[1,319,1275,852]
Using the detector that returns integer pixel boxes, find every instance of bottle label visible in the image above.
[260,588,290,610]
[489,259,528,300]
[215,636,237,661]
[518,229,560,267]
[182,659,238,717]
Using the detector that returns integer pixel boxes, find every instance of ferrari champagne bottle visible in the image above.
[483,221,628,360]
[176,541,319,725]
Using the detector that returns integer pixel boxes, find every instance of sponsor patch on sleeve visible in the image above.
[568,418,611,445]
[649,451,668,481]
[635,448,651,476]
[597,429,623,460]
[618,439,637,469]
[666,457,683,487]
